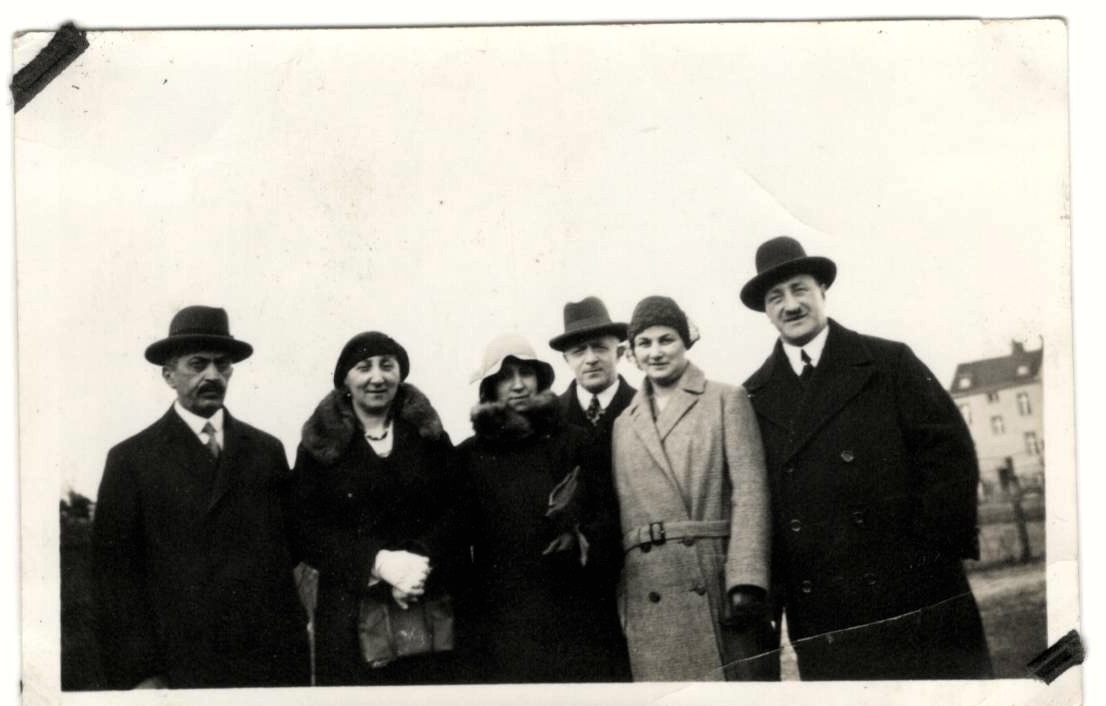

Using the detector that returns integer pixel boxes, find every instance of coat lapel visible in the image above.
[155,407,220,510]
[207,409,245,515]
[654,364,705,441]
[626,392,678,487]
[558,382,589,428]
[785,321,874,461]
[743,343,794,433]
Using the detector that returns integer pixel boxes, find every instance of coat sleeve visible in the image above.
[288,445,384,594]
[722,386,771,593]
[575,432,625,586]
[410,436,473,582]
[91,446,164,689]
[893,345,982,560]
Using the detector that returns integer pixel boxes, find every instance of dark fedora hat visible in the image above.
[549,296,629,351]
[144,305,254,364]
[740,236,837,312]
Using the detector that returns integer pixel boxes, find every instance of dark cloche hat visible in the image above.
[333,331,411,388]
[627,295,696,349]
[548,296,629,351]
[740,236,837,312]
[144,305,254,365]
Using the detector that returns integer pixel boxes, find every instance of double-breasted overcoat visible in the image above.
[743,319,992,679]
[611,362,772,681]
[92,408,309,689]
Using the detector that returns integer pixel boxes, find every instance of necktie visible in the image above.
[201,421,221,459]
[799,349,814,383]
[586,395,603,426]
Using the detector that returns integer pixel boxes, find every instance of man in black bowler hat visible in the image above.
[548,296,635,680]
[740,237,992,680]
[92,305,309,689]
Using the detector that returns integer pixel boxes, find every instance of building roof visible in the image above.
[950,341,1042,396]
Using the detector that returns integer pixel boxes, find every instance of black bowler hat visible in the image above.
[548,296,628,351]
[144,305,254,364]
[740,236,837,312]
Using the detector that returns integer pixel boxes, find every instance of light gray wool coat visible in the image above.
[612,362,771,681]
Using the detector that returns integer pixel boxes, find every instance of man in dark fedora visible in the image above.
[92,305,309,689]
[549,296,636,444]
[739,237,992,680]
[548,296,635,680]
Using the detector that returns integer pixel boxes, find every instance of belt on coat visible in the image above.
[622,519,730,552]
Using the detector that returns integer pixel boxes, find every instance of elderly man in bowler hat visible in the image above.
[548,296,635,680]
[92,306,309,689]
[740,237,992,680]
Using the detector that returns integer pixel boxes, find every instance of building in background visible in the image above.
[950,340,1044,498]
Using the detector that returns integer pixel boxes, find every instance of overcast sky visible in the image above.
[14,21,1068,500]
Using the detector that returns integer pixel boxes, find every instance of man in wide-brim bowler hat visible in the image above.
[740,236,993,680]
[92,305,309,689]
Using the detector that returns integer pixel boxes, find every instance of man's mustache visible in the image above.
[198,383,225,395]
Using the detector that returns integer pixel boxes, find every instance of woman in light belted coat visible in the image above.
[611,296,776,681]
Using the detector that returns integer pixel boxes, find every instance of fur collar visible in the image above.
[301,383,445,464]
[470,390,561,442]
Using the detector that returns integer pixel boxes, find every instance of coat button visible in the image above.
[800,580,813,594]
[785,466,796,476]
[692,583,707,595]
[648,591,662,603]
[864,572,877,586]
[840,450,855,463]
[851,510,866,527]
[789,519,802,532]
[681,537,696,547]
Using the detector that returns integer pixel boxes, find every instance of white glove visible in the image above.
[373,549,430,595]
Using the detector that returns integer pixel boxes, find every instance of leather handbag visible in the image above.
[357,594,455,664]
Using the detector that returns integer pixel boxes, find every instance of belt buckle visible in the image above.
[648,521,666,546]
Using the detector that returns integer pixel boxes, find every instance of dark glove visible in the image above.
[720,585,770,630]
[545,466,583,533]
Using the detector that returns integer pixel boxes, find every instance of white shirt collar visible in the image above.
[781,325,830,377]
[173,400,225,443]
[575,377,621,413]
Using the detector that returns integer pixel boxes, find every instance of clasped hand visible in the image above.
[374,549,431,610]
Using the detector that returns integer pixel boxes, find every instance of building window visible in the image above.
[986,391,1000,403]
[1025,431,1039,455]
[1016,364,1030,376]
[991,415,1005,435]
[958,404,972,425]
[1017,391,1032,416]
[958,376,972,389]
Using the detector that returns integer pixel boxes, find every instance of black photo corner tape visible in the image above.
[1026,629,1084,684]
[11,22,89,113]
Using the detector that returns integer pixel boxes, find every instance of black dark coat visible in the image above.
[744,320,992,680]
[456,391,627,683]
[290,385,465,685]
[556,376,636,680]
[92,408,309,689]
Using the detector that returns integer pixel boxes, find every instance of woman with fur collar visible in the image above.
[290,331,465,685]
[455,334,626,683]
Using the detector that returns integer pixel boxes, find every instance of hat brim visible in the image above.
[472,354,555,392]
[549,323,629,351]
[740,257,837,312]
[145,335,254,365]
